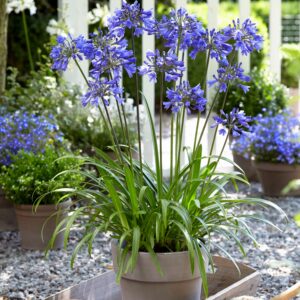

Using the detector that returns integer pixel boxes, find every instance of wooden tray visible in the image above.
[46,256,260,300]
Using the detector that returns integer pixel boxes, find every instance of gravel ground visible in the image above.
[0,183,299,300]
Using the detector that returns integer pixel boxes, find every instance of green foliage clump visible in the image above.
[215,68,289,117]
[0,146,84,205]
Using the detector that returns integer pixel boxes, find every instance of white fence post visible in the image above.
[269,0,282,80]
[207,0,219,155]
[238,0,251,73]
[142,0,155,166]
[58,0,88,86]
[176,0,187,167]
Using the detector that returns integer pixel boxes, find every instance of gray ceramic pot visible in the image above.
[111,241,205,300]
[232,153,258,182]
[254,161,300,197]
[14,200,71,250]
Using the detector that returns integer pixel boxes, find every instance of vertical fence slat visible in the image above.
[238,0,251,73]
[142,0,155,165]
[176,0,187,166]
[207,0,219,155]
[269,0,282,80]
[58,0,88,86]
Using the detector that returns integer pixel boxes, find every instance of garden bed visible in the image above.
[0,183,299,300]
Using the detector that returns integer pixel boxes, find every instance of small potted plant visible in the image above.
[230,131,258,181]
[251,110,300,197]
[0,112,83,250]
[215,68,289,177]
[44,3,285,299]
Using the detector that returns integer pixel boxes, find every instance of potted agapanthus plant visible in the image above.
[251,110,300,197]
[0,111,83,250]
[46,2,284,299]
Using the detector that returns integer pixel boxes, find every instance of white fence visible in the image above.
[58,0,283,167]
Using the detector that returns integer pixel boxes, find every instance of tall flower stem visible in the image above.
[175,107,186,179]
[207,84,230,162]
[130,31,143,176]
[193,49,211,152]
[121,104,134,168]
[102,100,124,163]
[159,73,165,185]
[74,59,123,162]
[196,88,220,148]
[170,115,174,184]
[22,10,34,71]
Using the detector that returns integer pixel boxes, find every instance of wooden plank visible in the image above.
[142,0,155,166]
[58,0,88,86]
[45,256,260,300]
[46,270,121,300]
[271,282,300,300]
[206,0,219,156]
[238,0,251,73]
[176,0,187,167]
[269,0,282,80]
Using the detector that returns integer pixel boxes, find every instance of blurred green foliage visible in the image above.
[215,67,290,117]
[0,145,84,205]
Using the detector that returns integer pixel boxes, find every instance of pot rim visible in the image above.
[14,199,72,213]
[253,161,300,171]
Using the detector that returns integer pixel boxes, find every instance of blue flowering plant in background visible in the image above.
[251,110,300,165]
[230,132,253,159]
[0,111,63,166]
[47,1,284,296]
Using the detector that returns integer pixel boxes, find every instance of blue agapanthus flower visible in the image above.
[208,29,233,65]
[50,35,82,71]
[138,49,185,83]
[82,78,124,107]
[251,110,300,164]
[208,63,251,93]
[164,81,206,114]
[212,108,251,136]
[75,30,137,81]
[0,112,63,166]
[157,8,207,57]
[223,18,263,55]
[107,0,155,37]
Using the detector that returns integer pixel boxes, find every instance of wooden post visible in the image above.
[142,0,155,165]
[207,0,219,155]
[269,0,282,80]
[238,0,251,73]
[58,0,88,86]
[0,0,8,94]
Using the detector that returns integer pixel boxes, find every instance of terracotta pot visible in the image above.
[254,161,300,197]
[111,242,206,300]
[232,153,258,182]
[14,200,71,250]
[0,189,18,231]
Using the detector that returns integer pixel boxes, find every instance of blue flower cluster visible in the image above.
[50,35,82,71]
[0,112,62,166]
[49,1,263,113]
[212,108,251,136]
[231,132,253,159]
[164,81,206,114]
[138,49,185,83]
[208,63,251,93]
[107,0,155,37]
[251,110,300,164]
